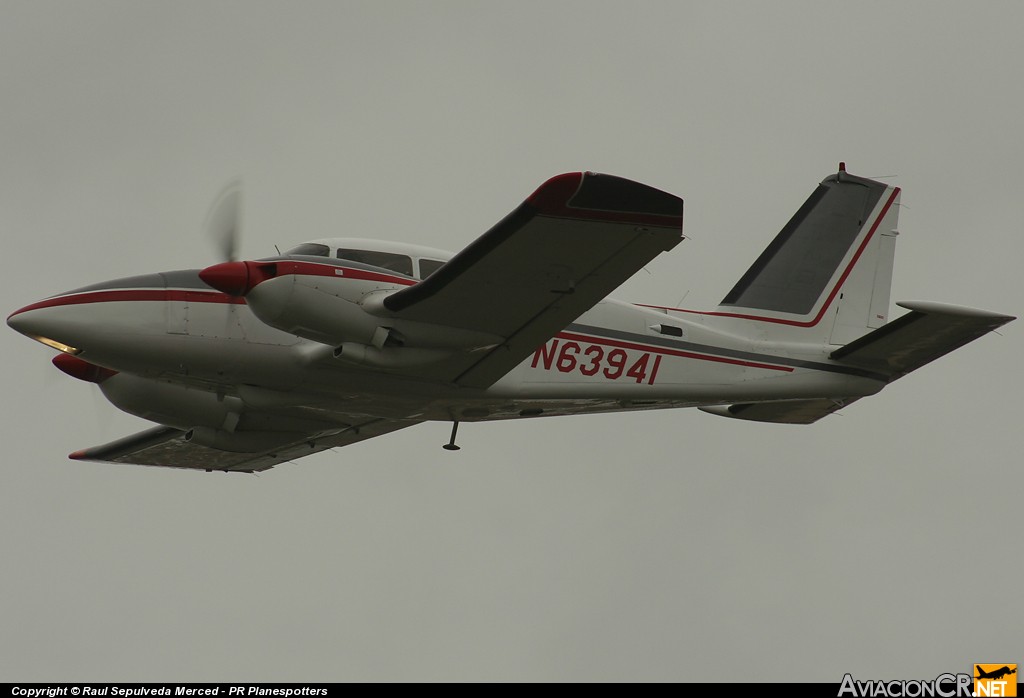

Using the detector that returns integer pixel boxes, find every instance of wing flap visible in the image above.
[69,419,421,472]
[830,301,1015,380]
[385,172,683,388]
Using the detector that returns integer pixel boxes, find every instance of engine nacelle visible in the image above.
[99,373,239,430]
[99,373,338,437]
[246,274,383,347]
[201,258,504,350]
[244,267,503,350]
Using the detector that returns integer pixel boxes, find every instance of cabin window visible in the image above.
[419,259,445,278]
[285,243,330,257]
[336,249,413,277]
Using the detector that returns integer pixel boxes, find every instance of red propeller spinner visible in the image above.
[198,261,276,296]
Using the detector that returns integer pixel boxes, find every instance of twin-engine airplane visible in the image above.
[7,165,1015,472]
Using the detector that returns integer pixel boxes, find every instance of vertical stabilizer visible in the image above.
[716,165,900,345]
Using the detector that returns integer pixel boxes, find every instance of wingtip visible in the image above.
[525,172,585,213]
[526,172,683,227]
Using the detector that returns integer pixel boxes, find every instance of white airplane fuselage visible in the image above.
[9,168,1011,471]
[9,262,884,432]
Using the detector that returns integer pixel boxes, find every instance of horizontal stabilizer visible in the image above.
[829,301,1015,381]
[70,419,421,472]
[699,398,858,425]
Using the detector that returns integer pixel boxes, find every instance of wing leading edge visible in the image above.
[384,172,684,388]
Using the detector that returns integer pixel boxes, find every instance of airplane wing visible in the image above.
[384,172,684,388]
[68,418,421,473]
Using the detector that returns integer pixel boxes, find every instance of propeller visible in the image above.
[200,179,258,341]
[199,179,259,295]
[198,179,278,297]
[204,179,243,263]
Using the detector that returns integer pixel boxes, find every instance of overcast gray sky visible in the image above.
[2,1,1021,682]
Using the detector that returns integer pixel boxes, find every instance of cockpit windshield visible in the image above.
[285,243,330,257]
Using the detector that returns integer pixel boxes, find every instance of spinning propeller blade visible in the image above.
[205,180,243,262]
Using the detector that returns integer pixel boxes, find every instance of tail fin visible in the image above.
[716,164,900,345]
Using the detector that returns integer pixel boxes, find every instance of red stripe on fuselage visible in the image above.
[637,187,901,326]
[9,263,418,317]
[10,289,244,316]
[556,330,792,372]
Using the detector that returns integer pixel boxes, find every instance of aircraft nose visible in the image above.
[7,302,82,354]
[6,307,28,334]
[8,303,43,337]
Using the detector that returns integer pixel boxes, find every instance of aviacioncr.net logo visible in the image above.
[838,673,973,698]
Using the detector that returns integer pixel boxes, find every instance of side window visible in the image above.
[418,259,446,279]
[336,249,413,277]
